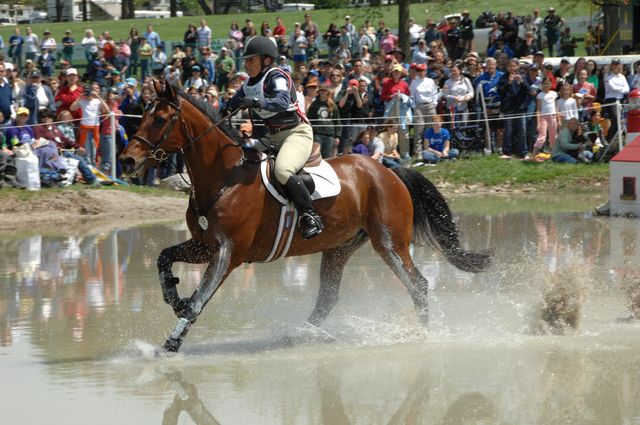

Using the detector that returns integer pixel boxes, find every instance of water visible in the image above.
[1,193,640,424]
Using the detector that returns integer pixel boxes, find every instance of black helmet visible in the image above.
[241,36,278,60]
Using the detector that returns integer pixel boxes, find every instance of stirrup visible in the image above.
[298,211,323,239]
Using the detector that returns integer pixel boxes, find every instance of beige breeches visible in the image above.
[268,123,314,184]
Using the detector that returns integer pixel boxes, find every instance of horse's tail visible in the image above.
[392,167,492,273]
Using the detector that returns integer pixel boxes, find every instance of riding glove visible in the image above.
[238,97,260,109]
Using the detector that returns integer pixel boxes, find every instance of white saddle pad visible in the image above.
[260,154,341,205]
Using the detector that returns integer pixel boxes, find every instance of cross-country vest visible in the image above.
[243,67,307,128]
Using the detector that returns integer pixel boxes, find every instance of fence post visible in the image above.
[478,82,492,155]
[616,100,624,152]
[110,111,116,182]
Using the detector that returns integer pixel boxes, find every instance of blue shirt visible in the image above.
[143,31,161,49]
[423,127,450,152]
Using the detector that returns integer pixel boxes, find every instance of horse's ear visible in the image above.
[165,82,177,101]
[153,79,164,97]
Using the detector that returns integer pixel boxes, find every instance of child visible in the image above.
[69,84,109,165]
[556,83,579,127]
[532,78,558,159]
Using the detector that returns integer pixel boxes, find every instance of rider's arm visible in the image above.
[261,73,293,112]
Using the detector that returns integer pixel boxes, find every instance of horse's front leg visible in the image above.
[162,238,236,353]
[157,239,211,315]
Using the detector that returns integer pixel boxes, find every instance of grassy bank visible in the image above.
[419,155,609,192]
[0,1,591,45]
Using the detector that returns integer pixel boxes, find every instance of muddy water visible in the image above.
[1,193,640,424]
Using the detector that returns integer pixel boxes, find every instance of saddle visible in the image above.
[246,142,341,205]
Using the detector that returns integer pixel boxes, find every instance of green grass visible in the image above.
[418,154,609,190]
[0,182,186,200]
[0,1,592,46]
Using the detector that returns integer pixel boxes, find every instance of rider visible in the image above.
[228,36,323,239]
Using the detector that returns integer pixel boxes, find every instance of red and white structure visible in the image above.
[609,89,640,216]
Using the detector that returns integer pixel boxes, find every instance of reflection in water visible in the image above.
[2,197,640,424]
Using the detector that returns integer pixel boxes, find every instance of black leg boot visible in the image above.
[284,175,324,239]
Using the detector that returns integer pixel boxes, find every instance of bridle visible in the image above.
[130,96,220,163]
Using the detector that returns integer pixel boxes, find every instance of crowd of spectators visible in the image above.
[0,8,639,190]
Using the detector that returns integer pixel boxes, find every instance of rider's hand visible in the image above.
[238,97,260,110]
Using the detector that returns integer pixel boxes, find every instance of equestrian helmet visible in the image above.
[241,36,278,60]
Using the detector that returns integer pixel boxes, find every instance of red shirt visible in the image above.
[55,84,83,120]
[381,77,410,103]
[273,24,286,37]
[572,81,596,109]
[100,101,122,135]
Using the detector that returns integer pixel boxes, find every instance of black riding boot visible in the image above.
[284,174,324,239]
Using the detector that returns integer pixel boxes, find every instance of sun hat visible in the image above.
[16,107,30,115]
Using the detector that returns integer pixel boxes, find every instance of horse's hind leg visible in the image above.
[370,227,430,325]
[157,239,211,314]
[307,230,369,327]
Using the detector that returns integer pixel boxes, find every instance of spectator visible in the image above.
[377,119,402,168]
[98,88,122,174]
[273,17,286,39]
[0,63,13,124]
[19,69,56,125]
[37,48,56,78]
[127,28,141,77]
[69,83,109,166]
[8,28,23,69]
[151,46,167,78]
[324,23,340,60]
[573,70,596,119]
[337,78,368,154]
[34,108,98,185]
[138,37,153,81]
[184,23,198,51]
[408,18,423,48]
[215,47,236,90]
[460,10,474,53]
[603,58,630,141]
[497,59,530,159]
[533,77,558,158]
[40,30,57,55]
[55,67,83,120]
[543,7,563,57]
[143,24,161,50]
[532,9,543,50]
[23,27,39,62]
[307,83,341,158]
[423,20,441,45]
[260,21,271,37]
[517,31,538,58]
[197,19,212,50]
[61,30,75,65]
[559,28,577,57]
[552,117,592,163]
[291,27,308,66]
[4,107,35,146]
[421,115,459,163]
[184,65,208,90]
[474,57,504,153]
[380,28,399,55]
[82,29,98,65]
[301,13,319,42]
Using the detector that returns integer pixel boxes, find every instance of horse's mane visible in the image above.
[173,86,244,144]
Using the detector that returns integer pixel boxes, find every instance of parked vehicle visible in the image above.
[28,11,48,24]
[0,17,17,26]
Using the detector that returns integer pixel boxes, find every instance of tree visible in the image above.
[397,0,410,58]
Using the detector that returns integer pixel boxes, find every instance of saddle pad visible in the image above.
[260,154,341,205]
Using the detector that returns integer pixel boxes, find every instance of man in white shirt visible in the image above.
[197,19,212,50]
[603,57,630,140]
[532,9,543,51]
[408,18,423,47]
[410,63,440,156]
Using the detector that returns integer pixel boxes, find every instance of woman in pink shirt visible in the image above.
[572,69,596,120]
[380,28,398,54]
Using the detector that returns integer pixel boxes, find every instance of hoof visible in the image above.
[162,337,183,353]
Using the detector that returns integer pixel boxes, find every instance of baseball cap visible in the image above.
[529,64,539,71]
[192,65,201,71]
[548,6,555,11]
[345,15,351,20]
[279,55,287,60]
[348,79,358,86]
[65,68,78,75]
[4,63,14,71]
[125,77,137,86]
[16,107,30,115]
[561,57,570,64]
[534,51,544,57]
[391,64,404,73]
[221,47,228,52]
[29,70,42,78]
[414,63,427,71]
[611,58,621,65]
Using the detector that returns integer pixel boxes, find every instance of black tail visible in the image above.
[392,167,492,273]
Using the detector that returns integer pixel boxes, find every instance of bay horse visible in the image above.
[120,80,491,353]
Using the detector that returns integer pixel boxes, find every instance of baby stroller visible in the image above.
[450,124,486,156]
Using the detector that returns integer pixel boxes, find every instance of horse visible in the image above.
[120,80,492,353]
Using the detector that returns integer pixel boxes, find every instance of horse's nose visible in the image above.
[121,157,136,176]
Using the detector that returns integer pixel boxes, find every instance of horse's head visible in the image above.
[120,79,189,177]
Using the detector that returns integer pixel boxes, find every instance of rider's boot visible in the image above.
[284,174,324,239]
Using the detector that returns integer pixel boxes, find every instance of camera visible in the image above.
[84,85,92,96]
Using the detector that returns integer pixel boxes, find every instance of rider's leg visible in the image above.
[273,124,323,239]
